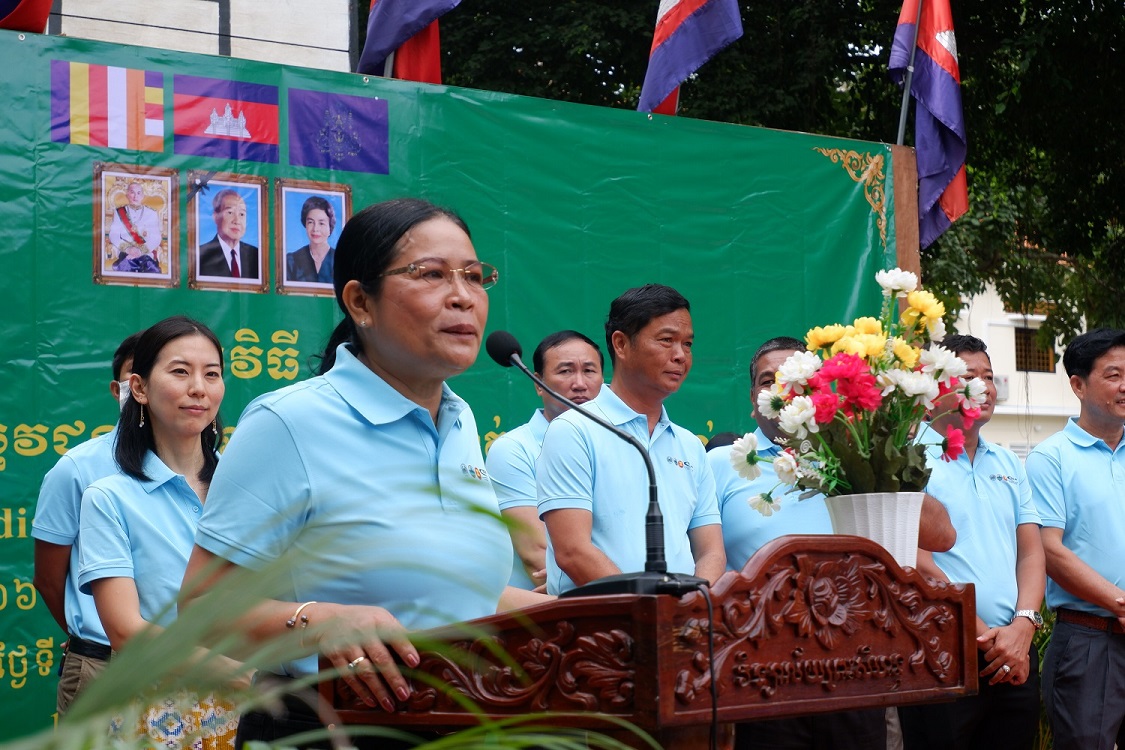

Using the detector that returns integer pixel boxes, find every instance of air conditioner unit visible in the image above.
[995,374,1010,402]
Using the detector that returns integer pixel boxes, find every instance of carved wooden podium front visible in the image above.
[322,535,977,748]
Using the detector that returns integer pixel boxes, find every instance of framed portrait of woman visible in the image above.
[274,178,352,297]
[187,171,269,293]
[93,163,178,288]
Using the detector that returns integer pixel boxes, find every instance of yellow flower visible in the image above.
[852,316,883,336]
[891,337,920,369]
[905,290,946,323]
[806,324,848,351]
[831,333,886,359]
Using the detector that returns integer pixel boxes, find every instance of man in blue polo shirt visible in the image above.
[536,284,725,595]
[486,330,604,590]
[1026,328,1125,750]
[31,330,142,714]
[899,335,1045,749]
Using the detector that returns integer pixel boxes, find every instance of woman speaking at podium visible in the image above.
[181,198,546,747]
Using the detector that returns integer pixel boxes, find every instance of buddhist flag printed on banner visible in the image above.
[638,0,743,114]
[50,61,164,152]
[173,75,279,163]
[889,0,968,248]
[288,89,389,174]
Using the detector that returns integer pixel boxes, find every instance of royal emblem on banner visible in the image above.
[315,103,363,164]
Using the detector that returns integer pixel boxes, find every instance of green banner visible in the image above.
[0,29,899,737]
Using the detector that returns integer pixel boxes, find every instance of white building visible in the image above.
[48,0,355,71]
[952,285,1076,456]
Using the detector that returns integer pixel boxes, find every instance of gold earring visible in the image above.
[212,420,218,436]
[139,403,145,428]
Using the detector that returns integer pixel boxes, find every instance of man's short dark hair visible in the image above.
[940,334,990,363]
[1062,328,1125,379]
[604,284,690,364]
[532,330,604,375]
[112,330,144,381]
[750,336,805,383]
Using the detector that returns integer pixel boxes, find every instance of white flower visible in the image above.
[927,316,948,341]
[778,395,818,439]
[875,268,918,297]
[920,345,967,383]
[776,351,822,395]
[756,383,785,419]
[885,369,940,409]
[962,377,988,407]
[773,449,800,485]
[748,492,778,517]
[728,432,762,481]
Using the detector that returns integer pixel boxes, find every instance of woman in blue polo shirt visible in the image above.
[181,198,547,748]
[77,315,239,748]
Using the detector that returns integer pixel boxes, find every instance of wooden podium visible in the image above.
[322,535,977,748]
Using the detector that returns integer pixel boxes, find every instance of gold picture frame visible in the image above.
[93,162,179,288]
[274,178,352,297]
[187,170,269,293]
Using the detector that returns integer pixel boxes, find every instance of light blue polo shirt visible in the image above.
[1026,417,1125,616]
[918,423,1041,627]
[536,385,720,595]
[486,409,549,589]
[76,451,203,628]
[195,344,511,676]
[31,429,118,645]
[708,427,832,570]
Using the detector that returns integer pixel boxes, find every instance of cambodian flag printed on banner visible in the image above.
[50,61,164,152]
[173,75,279,163]
[288,89,389,174]
[889,0,968,248]
[637,0,743,113]
[357,0,461,78]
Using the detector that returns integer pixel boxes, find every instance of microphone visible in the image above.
[486,330,706,597]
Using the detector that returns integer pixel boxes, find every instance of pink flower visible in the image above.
[960,405,981,432]
[810,390,840,424]
[809,353,883,416]
[943,427,965,462]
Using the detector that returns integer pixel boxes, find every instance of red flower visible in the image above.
[809,353,884,416]
[943,427,965,462]
[810,389,840,423]
[960,405,981,432]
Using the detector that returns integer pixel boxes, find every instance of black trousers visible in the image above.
[898,645,1040,750]
[235,682,438,750]
[735,708,887,750]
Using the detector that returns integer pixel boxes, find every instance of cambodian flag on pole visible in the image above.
[357,0,461,84]
[638,0,743,115]
[889,0,969,248]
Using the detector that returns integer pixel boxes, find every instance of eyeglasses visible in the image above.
[380,258,499,291]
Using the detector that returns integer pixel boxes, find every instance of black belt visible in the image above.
[1056,608,1125,635]
[67,636,112,661]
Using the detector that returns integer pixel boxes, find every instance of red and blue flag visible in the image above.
[637,0,743,114]
[173,75,279,163]
[357,0,460,82]
[889,0,968,248]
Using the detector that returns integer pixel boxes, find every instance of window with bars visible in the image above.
[1015,327,1055,373]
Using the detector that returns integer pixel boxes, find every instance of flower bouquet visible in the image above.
[731,268,987,516]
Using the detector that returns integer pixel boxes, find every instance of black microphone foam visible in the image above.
[485,330,522,368]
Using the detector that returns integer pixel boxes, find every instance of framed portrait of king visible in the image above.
[187,171,269,293]
[93,163,178,287]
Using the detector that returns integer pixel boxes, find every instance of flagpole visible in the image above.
[895,0,925,146]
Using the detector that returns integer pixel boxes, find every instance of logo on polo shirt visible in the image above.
[989,473,1018,484]
[461,463,489,481]
[665,456,694,470]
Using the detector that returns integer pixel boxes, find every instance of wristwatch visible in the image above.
[1012,609,1044,630]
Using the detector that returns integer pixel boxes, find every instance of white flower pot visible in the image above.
[824,491,924,569]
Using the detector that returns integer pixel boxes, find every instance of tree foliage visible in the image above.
[362,1,1123,347]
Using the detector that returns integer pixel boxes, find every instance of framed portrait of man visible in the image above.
[274,178,352,297]
[93,163,178,287]
[187,170,268,293]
